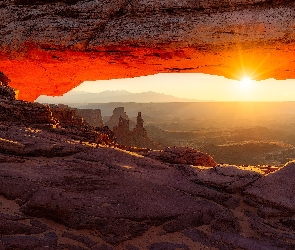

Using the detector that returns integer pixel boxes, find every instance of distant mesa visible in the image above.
[36,90,198,104]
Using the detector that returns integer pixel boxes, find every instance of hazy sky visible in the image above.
[65,73,295,102]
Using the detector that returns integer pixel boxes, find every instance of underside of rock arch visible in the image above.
[1,0,295,101]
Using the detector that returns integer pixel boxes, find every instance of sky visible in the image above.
[64,73,295,102]
[36,73,295,103]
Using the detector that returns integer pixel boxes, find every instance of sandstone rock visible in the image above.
[0,137,25,154]
[193,164,262,193]
[0,125,84,157]
[0,85,17,100]
[245,211,295,249]
[0,143,234,245]
[0,72,17,100]
[245,161,295,211]
[183,228,222,249]
[92,245,113,250]
[57,244,88,250]
[148,242,190,250]
[49,104,88,128]
[0,153,25,163]
[0,97,57,126]
[0,72,10,86]
[113,111,159,149]
[125,245,140,250]
[1,232,58,249]
[146,147,217,167]
[0,218,45,235]
[30,219,51,231]
[113,115,131,144]
[0,175,40,203]
[211,212,240,233]
[105,107,130,130]
[0,1,294,101]
[211,231,284,250]
[61,232,96,248]
[0,99,295,248]
[0,0,292,52]
[163,200,225,233]
[76,108,104,127]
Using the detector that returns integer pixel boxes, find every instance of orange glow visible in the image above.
[239,76,253,91]
[1,44,295,101]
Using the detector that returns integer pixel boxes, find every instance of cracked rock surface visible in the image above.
[0,0,294,50]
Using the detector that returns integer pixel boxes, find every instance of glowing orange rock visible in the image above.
[1,44,295,102]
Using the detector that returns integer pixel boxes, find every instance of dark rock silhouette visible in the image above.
[0,72,11,86]
[0,72,18,100]
[113,111,160,149]
[0,81,57,127]
[105,107,131,130]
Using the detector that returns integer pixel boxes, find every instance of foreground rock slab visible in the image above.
[0,124,295,249]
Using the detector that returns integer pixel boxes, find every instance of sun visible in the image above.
[239,76,253,91]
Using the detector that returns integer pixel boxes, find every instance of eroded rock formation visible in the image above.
[0,0,294,100]
[105,107,131,130]
[76,108,104,127]
[49,104,87,128]
[113,111,160,149]
[0,80,57,127]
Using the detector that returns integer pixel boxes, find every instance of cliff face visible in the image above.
[0,0,295,100]
[76,109,104,127]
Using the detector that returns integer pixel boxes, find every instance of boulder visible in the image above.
[193,164,262,193]
[245,161,295,211]
[146,147,217,167]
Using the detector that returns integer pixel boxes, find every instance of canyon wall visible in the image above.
[76,109,104,127]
